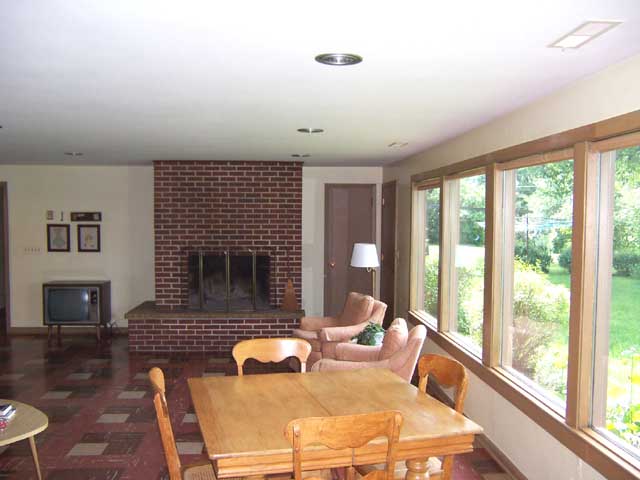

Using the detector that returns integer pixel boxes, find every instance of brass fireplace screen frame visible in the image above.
[192,250,266,312]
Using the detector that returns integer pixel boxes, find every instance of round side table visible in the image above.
[0,400,48,480]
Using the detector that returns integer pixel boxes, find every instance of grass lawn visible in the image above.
[547,265,640,357]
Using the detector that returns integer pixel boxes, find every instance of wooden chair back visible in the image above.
[149,367,182,480]
[417,354,469,480]
[285,410,403,480]
[232,338,312,376]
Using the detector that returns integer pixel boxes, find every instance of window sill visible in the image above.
[409,310,640,480]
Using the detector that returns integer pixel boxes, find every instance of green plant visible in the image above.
[613,250,640,277]
[423,257,439,317]
[514,233,552,273]
[552,227,572,254]
[607,403,640,449]
[559,246,572,273]
[353,322,385,346]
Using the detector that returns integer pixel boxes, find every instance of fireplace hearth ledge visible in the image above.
[125,301,305,320]
[126,301,306,354]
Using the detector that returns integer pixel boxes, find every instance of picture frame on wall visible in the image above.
[47,224,70,252]
[77,224,101,252]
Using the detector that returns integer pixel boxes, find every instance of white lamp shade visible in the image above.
[350,243,380,268]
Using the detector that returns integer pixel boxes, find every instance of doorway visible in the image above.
[324,184,376,317]
[380,181,397,328]
[0,182,9,341]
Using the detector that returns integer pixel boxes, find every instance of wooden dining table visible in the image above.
[188,368,483,480]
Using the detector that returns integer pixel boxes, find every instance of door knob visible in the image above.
[329,261,336,268]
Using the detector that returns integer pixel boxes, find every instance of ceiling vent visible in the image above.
[549,21,621,49]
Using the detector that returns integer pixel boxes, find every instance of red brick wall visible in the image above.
[128,315,300,353]
[154,160,302,308]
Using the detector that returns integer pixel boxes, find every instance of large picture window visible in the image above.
[409,114,640,479]
[592,145,640,456]
[445,173,486,355]
[500,159,573,409]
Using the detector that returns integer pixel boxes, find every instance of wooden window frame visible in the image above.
[407,110,640,480]
[410,178,442,328]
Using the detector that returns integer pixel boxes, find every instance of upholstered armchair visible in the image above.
[310,318,427,382]
[291,292,386,367]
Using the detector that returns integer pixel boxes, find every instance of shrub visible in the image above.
[514,234,552,273]
[559,246,572,273]
[613,250,640,277]
[552,227,572,254]
[508,260,570,388]
[423,258,439,317]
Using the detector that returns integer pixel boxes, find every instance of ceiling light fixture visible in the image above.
[291,154,311,158]
[315,53,363,66]
[64,152,84,157]
[549,21,621,49]
[388,142,409,148]
[297,128,324,134]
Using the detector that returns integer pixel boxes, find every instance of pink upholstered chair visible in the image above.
[309,318,427,382]
[291,292,386,367]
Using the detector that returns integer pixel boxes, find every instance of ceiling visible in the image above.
[1,1,639,167]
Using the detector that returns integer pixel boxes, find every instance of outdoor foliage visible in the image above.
[514,233,552,273]
[559,246,572,273]
[612,250,640,277]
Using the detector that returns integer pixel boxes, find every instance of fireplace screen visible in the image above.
[188,251,270,311]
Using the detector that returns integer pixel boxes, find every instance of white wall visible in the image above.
[301,166,383,316]
[387,53,640,480]
[0,165,154,328]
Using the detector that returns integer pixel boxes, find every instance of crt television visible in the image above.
[43,281,111,326]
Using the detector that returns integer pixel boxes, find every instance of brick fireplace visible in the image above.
[126,160,304,353]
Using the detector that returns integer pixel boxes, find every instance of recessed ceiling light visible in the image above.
[388,142,409,148]
[64,152,84,157]
[315,53,363,66]
[549,21,621,49]
[297,128,324,134]
[291,154,311,158]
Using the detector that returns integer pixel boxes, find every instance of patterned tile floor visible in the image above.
[0,336,510,480]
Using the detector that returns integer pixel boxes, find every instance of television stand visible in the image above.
[47,324,102,346]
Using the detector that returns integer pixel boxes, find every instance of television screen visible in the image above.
[47,288,90,323]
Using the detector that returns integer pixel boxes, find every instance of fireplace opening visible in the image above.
[188,251,271,311]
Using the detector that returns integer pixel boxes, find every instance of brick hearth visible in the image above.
[126,302,303,353]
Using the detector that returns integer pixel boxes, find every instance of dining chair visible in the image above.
[417,354,469,480]
[356,354,469,480]
[149,367,216,480]
[232,337,312,376]
[285,410,403,480]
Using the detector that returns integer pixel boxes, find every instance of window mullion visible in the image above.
[483,164,503,367]
[439,179,459,332]
[591,151,615,428]
[566,141,599,428]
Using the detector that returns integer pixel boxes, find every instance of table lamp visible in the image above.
[350,243,380,297]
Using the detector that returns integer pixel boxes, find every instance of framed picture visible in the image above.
[77,224,101,252]
[47,224,70,252]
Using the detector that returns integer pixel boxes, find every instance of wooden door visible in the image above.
[0,183,8,341]
[380,181,397,327]
[324,184,375,317]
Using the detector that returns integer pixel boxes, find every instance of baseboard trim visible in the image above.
[9,326,128,336]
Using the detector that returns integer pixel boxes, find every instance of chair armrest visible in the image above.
[319,321,370,343]
[311,358,391,373]
[335,343,382,362]
[299,316,338,331]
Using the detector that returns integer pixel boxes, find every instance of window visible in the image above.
[500,159,573,409]
[445,173,486,355]
[592,145,640,455]
[413,184,441,321]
